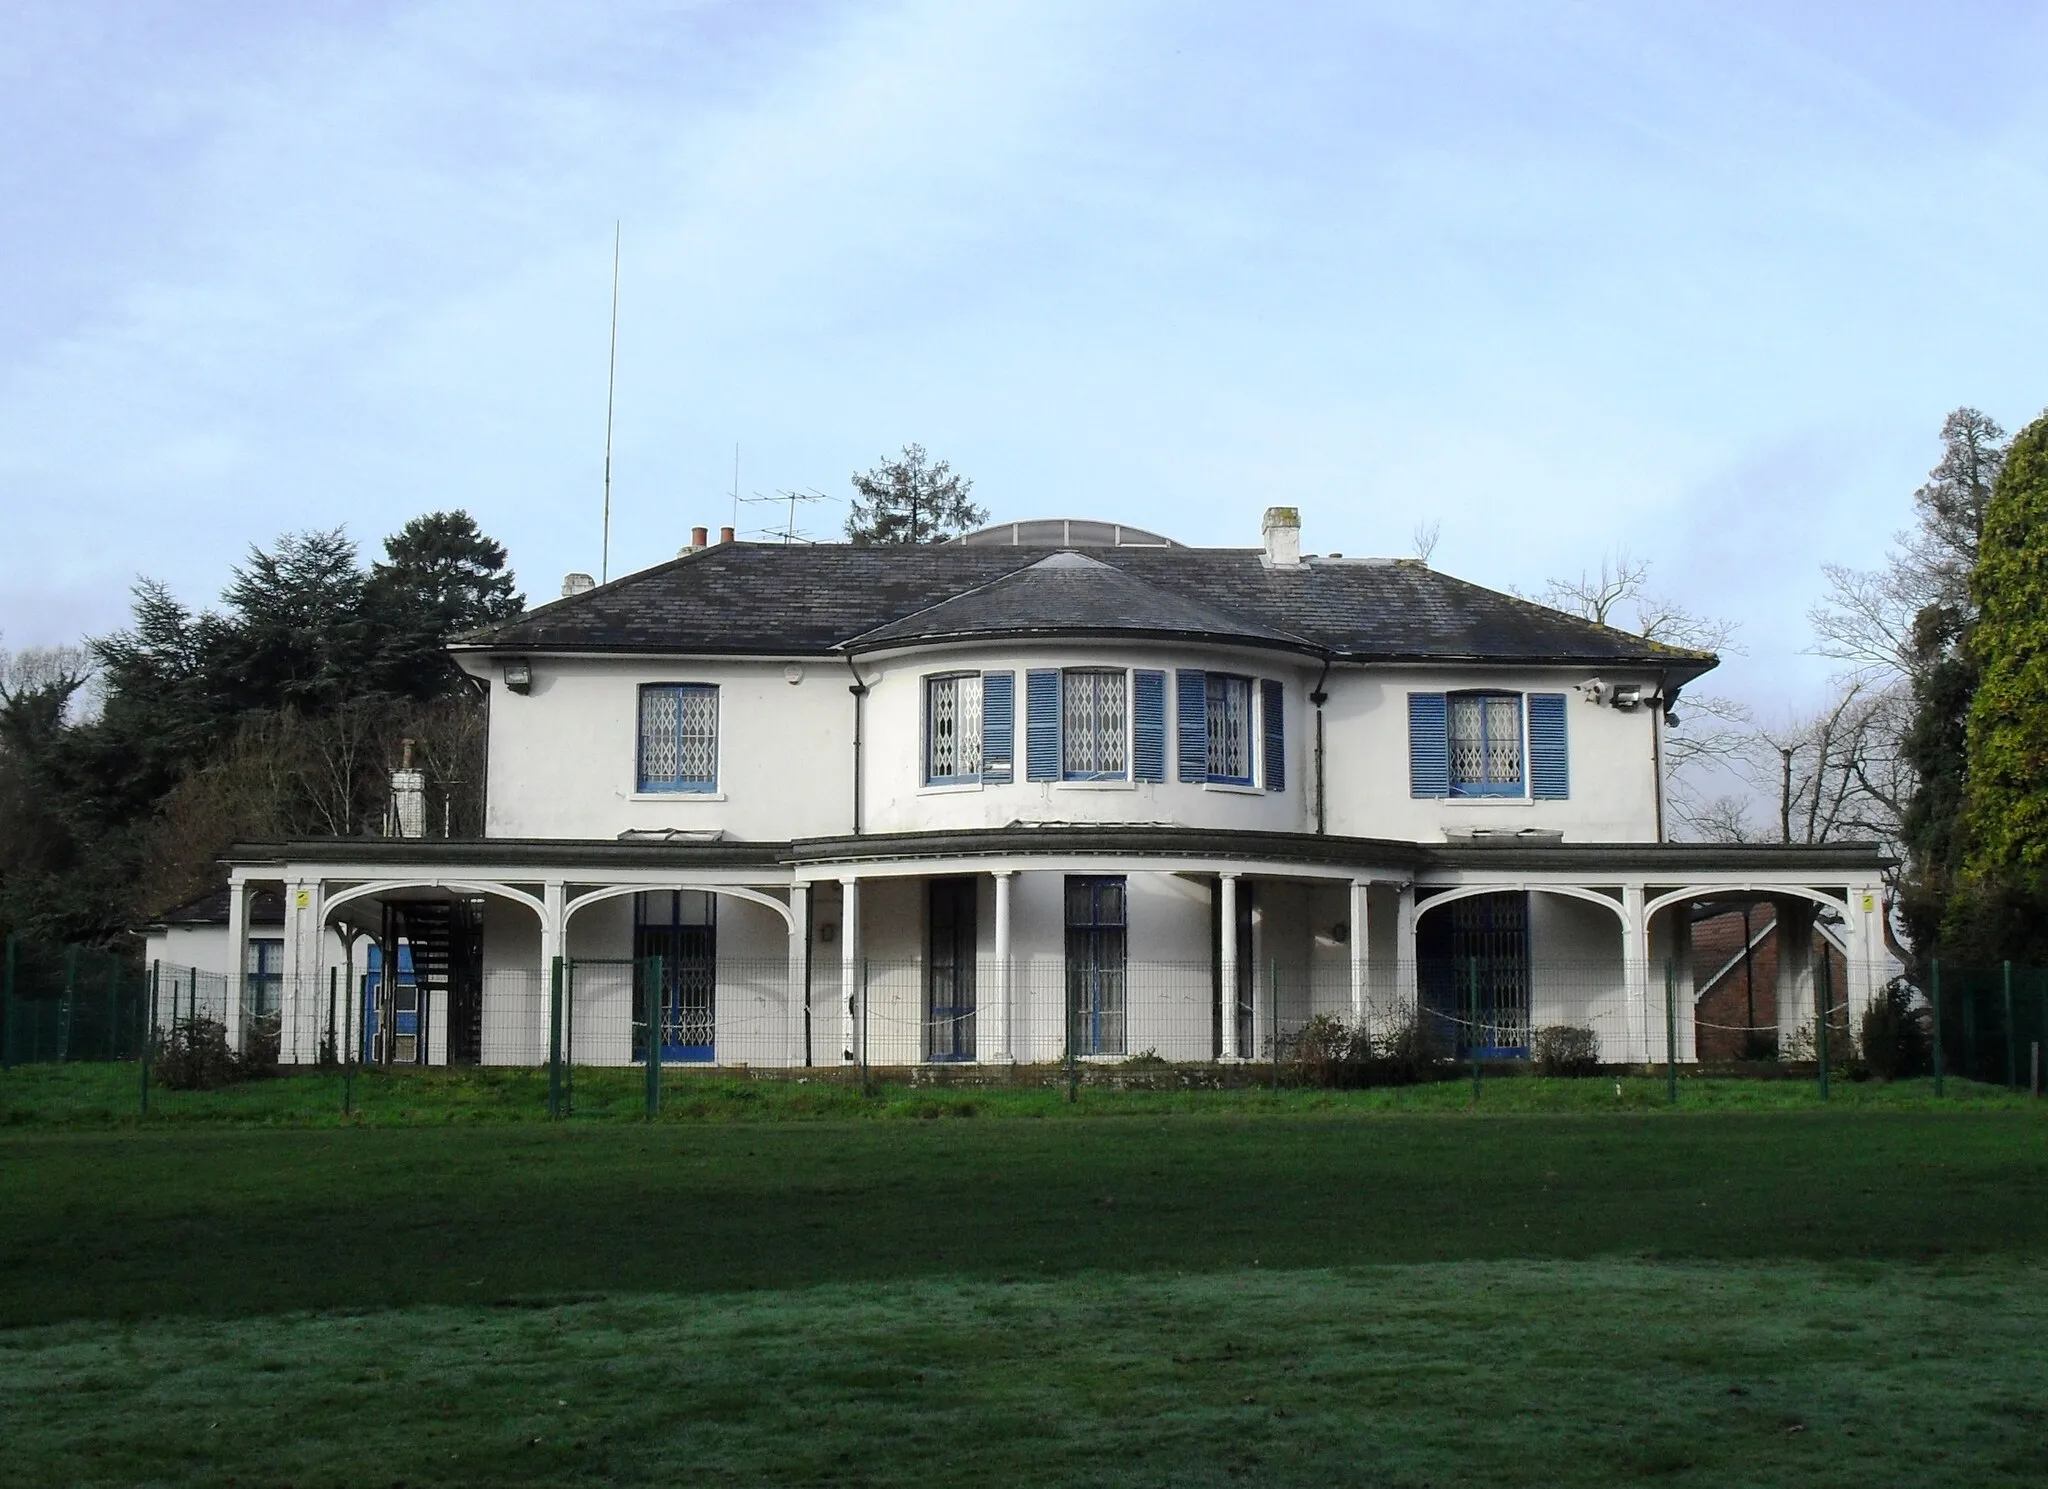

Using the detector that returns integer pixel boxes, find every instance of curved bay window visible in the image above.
[1204,674,1254,785]
[1062,669,1128,780]
[1448,691,1523,797]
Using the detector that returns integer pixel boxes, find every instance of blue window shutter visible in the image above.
[1176,669,1208,781]
[981,671,1015,782]
[1133,670,1166,782]
[1025,669,1061,781]
[1260,679,1285,791]
[1528,692,1569,800]
[1409,692,1449,797]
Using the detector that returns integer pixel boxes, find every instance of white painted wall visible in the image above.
[1319,665,1665,843]
[471,645,1666,846]
[478,655,854,841]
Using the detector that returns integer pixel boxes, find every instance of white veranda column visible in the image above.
[1775,898,1818,1047]
[282,879,325,1064]
[224,877,252,1053]
[991,870,1014,1063]
[840,877,862,1064]
[1348,878,1369,1026]
[1394,883,1417,1015]
[1219,873,1240,1059]
[1844,884,1879,1027]
[787,883,810,1069]
[540,881,566,1067]
[1622,883,1649,1062]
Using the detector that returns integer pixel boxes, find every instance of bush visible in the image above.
[1861,980,1931,1081]
[1289,1014,1361,1088]
[1532,1024,1600,1077]
[153,1018,246,1090]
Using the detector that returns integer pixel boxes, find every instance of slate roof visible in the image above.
[846,552,1316,654]
[148,886,285,927]
[465,541,1716,677]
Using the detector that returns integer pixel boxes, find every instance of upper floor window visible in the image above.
[1448,691,1523,796]
[1204,674,1254,785]
[1176,669,1284,792]
[638,683,719,793]
[1061,668,1128,780]
[925,673,984,784]
[1408,689,1569,800]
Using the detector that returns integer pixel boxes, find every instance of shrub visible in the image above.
[1861,980,1931,1081]
[1288,1014,1361,1088]
[1532,1024,1600,1076]
[1362,1010,1440,1087]
[153,1018,245,1090]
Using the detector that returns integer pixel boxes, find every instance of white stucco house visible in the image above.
[180,510,1888,1071]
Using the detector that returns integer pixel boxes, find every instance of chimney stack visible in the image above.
[389,737,425,839]
[561,572,595,597]
[720,525,735,544]
[1262,507,1302,567]
[691,526,708,550]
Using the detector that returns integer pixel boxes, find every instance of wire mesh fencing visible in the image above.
[3,937,2035,1120]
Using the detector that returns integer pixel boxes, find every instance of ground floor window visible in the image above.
[245,937,283,1018]
[634,891,716,1061]
[1065,876,1127,1056]
[1417,891,1531,1056]
[927,878,977,1061]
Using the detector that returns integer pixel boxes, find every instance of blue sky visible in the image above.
[3,0,2044,717]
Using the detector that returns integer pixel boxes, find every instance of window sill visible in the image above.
[1056,778,1137,791]
[1201,781,1263,795]
[1439,795,1533,807]
[629,791,727,803]
[918,781,983,796]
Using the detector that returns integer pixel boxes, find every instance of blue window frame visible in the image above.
[1447,691,1523,797]
[1065,876,1127,1056]
[245,938,284,1017]
[1061,669,1128,780]
[1204,674,1254,785]
[637,683,719,793]
[924,673,984,785]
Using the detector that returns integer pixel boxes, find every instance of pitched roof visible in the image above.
[845,552,1315,654]
[466,541,1716,677]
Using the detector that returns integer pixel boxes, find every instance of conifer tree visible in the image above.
[844,444,986,544]
[1953,411,2048,958]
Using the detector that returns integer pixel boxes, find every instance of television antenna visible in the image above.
[737,487,832,544]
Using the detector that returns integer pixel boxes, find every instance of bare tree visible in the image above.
[1540,550,1740,653]
[1410,520,1442,565]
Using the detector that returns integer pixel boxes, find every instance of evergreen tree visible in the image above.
[844,444,986,544]
[367,511,524,696]
[1952,410,2048,960]
[1894,411,2006,956]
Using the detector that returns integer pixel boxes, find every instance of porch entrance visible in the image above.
[634,891,716,1062]
[1419,891,1532,1058]
[926,878,977,1061]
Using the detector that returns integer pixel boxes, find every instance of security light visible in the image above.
[502,658,532,694]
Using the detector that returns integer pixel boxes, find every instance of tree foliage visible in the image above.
[1951,411,2048,960]
[844,444,986,545]
[0,511,518,946]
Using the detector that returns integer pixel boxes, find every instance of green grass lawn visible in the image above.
[3,1101,2046,1484]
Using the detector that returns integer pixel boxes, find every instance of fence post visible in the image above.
[1931,958,1945,1097]
[1665,957,1679,1106]
[1065,963,1078,1105]
[1468,955,1481,1103]
[548,955,564,1120]
[1815,953,1830,1103]
[857,958,876,1100]
[1271,959,1281,1094]
[644,957,661,1120]
[142,961,157,1115]
[59,945,77,1063]
[1,933,13,1069]
[2002,960,2017,1091]
[342,963,355,1118]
